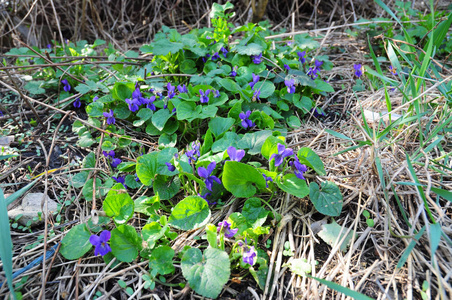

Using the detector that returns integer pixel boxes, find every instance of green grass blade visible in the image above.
[324,129,353,141]
[0,189,17,299]
[431,188,452,203]
[432,12,452,50]
[429,223,441,262]
[390,184,411,228]
[397,226,425,269]
[5,179,38,206]
[308,275,374,300]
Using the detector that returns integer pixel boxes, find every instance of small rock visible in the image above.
[8,193,58,226]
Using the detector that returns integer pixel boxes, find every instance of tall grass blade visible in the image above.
[308,275,374,300]
[397,226,425,269]
[5,179,38,206]
[0,189,16,299]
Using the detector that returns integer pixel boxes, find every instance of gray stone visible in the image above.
[8,193,58,226]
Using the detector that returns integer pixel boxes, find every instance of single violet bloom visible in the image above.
[249,73,260,90]
[61,79,71,92]
[270,144,294,167]
[111,158,122,168]
[253,89,261,101]
[252,53,263,64]
[230,66,237,77]
[220,47,228,57]
[198,192,214,205]
[103,150,115,159]
[297,51,306,63]
[354,64,362,78]
[262,173,273,188]
[177,84,188,93]
[199,89,211,103]
[167,82,176,99]
[290,156,308,180]
[103,109,115,125]
[186,150,197,164]
[135,174,141,183]
[0,111,3,117]
[227,146,245,162]
[239,110,255,129]
[112,175,126,188]
[389,65,398,75]
[214,90,221,98]
[73,98,81,108]
[284,64,291,71]
[202,53,211,63]
[93,96,99,102]
[197,161,221,191]
[314,59,323,71]
[165,162,176,172]
[191,141,201,157]
[217,221,238,238]
[125,98,140,112]
[307,67,318,79]
[145,96,156,111]
[285,79,296,94]
[89,230,112,256]
[243,246,257,265]
[211,52,220,61]
[132,87,146,105]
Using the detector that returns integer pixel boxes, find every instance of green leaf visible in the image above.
[219,78,240,93]
[153,175,180,200]
[176,101,198,121]
[111,82,135,101]
[82,178,101,201]
[235,43,263,55]
[135,195,160,216]
[277,174,309,198]
[297,147,326,176]
[60,224,92,260]
[133,108,153,127]
[158,133,177,147]
[24,81,45,94]
[110,225,142,262]
[149,245,175,275]
[0,189,16,298]
[237,130,273,155]
[145,39,184,56]
[309,182,343,216]
[242,198,269,228]
[168,196,211,230]
[253,81,275,98]
[261,136,284,159]
[70,171,89,188]
[211,132,239,152]
[83,152,96,169]
[103,183,134,224]
[181,247,230,299]
[208,117,235,138]
[142,222,166,249]
[136,152,159,185]
[318,220,355,252]
[431,187,452,203]
[223,161,266,197]
[152,109,171,131]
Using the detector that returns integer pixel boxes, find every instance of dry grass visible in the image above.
[1,0,451,299]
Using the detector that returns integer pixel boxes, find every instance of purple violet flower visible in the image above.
[270,144,294,167]
[221,47,228,57]
[61,79,71,92]
[112,175,126,188]
[145,95,156,111]
[252,53,263,64]
[297,51,306,64]
[230,66,237,77]
[389,65,398,75]
[177,84,188,93]
[284,64,291,71]
[165,162,176,172]
[239,110,255,129]
[197,161,222,191]
[253,89,261,101]
[199,89,211,103]
[262,174,273,188]
[211,52,220,61]
[111,158,122,168]
[202,53,211,63]
[243,246,257,265]
[93,96,99,102]
[354,64,362,78]
[125,98,140,112]
[227,146,245,162]
[103,150,115,159]
[214,90,221,98]
[249,73,260,90]
[285,79,296,94]
[289,156,308,180]
[217,221,238,238]
[103,109,115,125]
[89,230,112,256]
[167,82,176,99]
[73,98,81,108]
